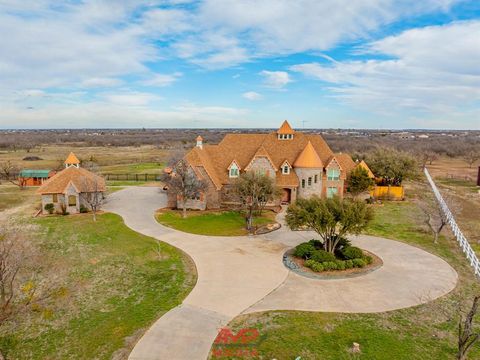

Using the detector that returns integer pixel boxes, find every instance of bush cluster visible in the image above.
[293,240,374,273]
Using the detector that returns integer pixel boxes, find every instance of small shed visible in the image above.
[18,169,55,186]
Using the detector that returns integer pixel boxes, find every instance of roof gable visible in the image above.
[37,166,105,194]
[277,120,295,134]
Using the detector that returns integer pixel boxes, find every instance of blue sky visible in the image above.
[0,0,479,129]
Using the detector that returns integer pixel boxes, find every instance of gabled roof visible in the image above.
[276,170,299,187]
[245,146,278,171]
[227,160,240,170]
[334,153,357,173]
[64,152,80,165]
[37,166,106,195]
[19,169,52,178]
[325,155,342,170]
[277,120,295,134]
[357,160,375,178]
[293,141,323,168]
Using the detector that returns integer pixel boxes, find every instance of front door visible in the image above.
[281,188,291,204]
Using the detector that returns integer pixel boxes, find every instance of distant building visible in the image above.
[417,134,429,139]
[18,169,55,186]
[37,153,105,215]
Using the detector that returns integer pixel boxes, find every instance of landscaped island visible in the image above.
[291,239,379,274]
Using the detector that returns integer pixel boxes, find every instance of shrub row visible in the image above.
[304,255,373,273]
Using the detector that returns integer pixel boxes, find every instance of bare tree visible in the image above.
[458,295,480,360]
[416,199,447,244]
[0,161,26,189]
[463,150,480,168]
[162,153,208,218]
[417,150,439,167]
[80,176,105,222]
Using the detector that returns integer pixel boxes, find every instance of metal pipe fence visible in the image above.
[424,167,480,277]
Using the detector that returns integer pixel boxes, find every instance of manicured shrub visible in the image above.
[294,243,316,259]
[311,250,336,263]
[79,204,88,213]
[345,260,354,269]
[335,236,351,249]
[308,239,323,249]
[310,262,324,272]
[44,203,54,214]
[335,260,346,270]
[304,259,317,268]
[341,246,364,260]
[352,258,367,268]
[322,261,338,271]
[364,255,373,264]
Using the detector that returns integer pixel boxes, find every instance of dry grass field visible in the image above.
[0,144,167,174]
[427,157,480,252]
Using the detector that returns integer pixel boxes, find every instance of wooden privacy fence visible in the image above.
[103,173,161,182]
[424,167,480,277]
[369,185,404,200]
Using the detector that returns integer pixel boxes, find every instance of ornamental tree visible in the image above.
[347,167,374,198]
[233,172,280,232]
[286,196,373,253]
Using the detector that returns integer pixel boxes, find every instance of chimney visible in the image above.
[196,135,203,149]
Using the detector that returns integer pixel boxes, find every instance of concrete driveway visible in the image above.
[104,186,457,360]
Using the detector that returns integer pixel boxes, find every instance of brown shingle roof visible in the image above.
[64,152,80,165]
[293,141,323,168]
[37,166,106,194]
[335,153,357,173]
[183,123,358,189]
[275,171,299,187]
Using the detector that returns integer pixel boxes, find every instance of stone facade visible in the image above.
[41,183,104,215]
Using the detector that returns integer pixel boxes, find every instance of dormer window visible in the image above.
[228,161,240,178]
[281,161,291,175]
[278,133,294,140]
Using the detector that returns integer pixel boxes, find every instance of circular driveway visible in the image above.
[104,186,457,360]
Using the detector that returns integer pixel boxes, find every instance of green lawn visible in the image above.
[209,182,480,360]
[0,213,195,359]
[156,210,275,236]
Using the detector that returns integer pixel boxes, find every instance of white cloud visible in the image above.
[291,21,480,118]
[260,70,291,89]
[141,72,183,87]
[242,91,263,101]
[101,91,161,106]
[81,78,123,88]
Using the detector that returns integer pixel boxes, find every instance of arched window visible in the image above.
[68,195,76,206]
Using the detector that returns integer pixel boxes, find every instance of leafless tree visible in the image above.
[0,161,26,189]
[463,150,480,168]
[0,225,55,359]
[162,152,208,218]
[417,199,447,244]
[458,295,480,360]
[80,176,105,222]
[417,150,439,167]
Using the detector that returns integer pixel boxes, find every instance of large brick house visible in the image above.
[169,121,371,210]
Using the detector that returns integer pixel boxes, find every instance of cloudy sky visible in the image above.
[0,0,479,129]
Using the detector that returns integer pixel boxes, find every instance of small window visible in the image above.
[301,179,305,188]
[327,168,340,181]
[229,163,239,178]
[288,134,293,139]
[327,187,338,198]
[308,177,312,186]
[68,195,76,206]
[314,174,318,183]
[282,165,290,174]
[52,194,58,203]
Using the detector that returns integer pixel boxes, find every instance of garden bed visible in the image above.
[284,239,383,279]
[284,248,383,279]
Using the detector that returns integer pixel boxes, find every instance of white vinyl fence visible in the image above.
[424,167,480,277]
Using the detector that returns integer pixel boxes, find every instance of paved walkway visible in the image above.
[104,186,458,360]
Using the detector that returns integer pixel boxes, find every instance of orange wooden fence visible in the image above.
[369,186,404,200]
